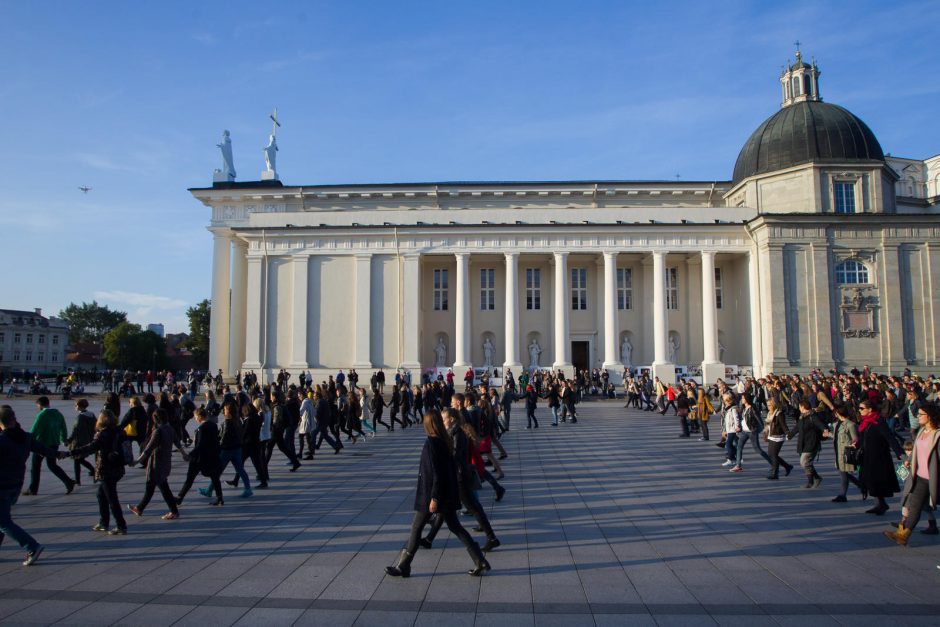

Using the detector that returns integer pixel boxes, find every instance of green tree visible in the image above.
[103,322,169,371]
[58,301,127,345]
[185,299,211,368]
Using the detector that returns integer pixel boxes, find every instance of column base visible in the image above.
[501,362,523,377]
[352,361,373,370]
[452,362,472,372]
[651,362,676,384]
[700,362,725,386]
[602,361,624,372]
[288,363,310,369]
[552,362,574,379]
[242,362,262,371]
[399,362,421,373]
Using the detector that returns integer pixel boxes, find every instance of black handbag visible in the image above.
[843,446,862,466]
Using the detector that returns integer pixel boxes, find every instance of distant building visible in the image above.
[0,308,69,374]
[147,323,166,337]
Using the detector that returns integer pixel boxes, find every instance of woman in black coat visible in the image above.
[385,410,490,578]
[70,409,127,534]
[524,385,540,429]
[857,401,904,515]
[176,407,223,506]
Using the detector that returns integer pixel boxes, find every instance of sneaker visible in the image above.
[698,437,709,441]
[128,505,142,517]
[92,523,108,532]
[831,495,847,502]
[108,527,128,535]
[721,460,734,467]
[161,512,179,520]
[23,545,43,567]
[240,488,253,498]
[198,487,212,497]
[730,466,743,473]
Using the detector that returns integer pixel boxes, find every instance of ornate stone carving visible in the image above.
[840,287,878,338]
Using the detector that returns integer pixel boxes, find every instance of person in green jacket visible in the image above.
[23,396,75,496]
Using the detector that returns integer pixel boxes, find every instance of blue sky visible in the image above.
[1,1,937,333]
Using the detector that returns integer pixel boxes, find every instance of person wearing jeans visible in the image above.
[1,405,55,565]
[733,396,773,472]
[788,400,830,489]
[214,401,251,498]
[764,398,793,480]
[720,394,740,469]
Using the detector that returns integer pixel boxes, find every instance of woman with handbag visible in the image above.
[764,398,794,480]
[695,385,713,441]
[831,405,864,502]
[884,404,940,545]
[70,409,128,535]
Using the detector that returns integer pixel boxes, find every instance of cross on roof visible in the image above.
[793,40,801,52]
[269,108,281,137]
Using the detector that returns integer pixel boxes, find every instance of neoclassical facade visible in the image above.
[191,54,940,383]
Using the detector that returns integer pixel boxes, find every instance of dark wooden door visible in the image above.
[571,341,589,372]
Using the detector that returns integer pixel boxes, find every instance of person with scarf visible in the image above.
[884,403,940,545]
[857,400,904,515]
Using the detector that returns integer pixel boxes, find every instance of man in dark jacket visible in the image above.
[1,406,55,566]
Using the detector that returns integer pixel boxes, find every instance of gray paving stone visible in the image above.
[114,603,197,626]
[5,600,91,624]
[231,607,305,626]
[54,602,142,626]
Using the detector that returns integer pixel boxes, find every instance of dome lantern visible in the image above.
[780,48,821,107]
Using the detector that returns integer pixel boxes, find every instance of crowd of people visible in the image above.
[647,368,940,547]
[2,363,936,575]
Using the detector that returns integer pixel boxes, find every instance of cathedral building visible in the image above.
[191,53,940,384]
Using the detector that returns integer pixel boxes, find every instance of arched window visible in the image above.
[835,259,869,284]
[803,74,811,96]
[792,76,801,96]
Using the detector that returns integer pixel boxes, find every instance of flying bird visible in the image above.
[78,186,92,194]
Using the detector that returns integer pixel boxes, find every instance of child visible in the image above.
[896,441,938,534]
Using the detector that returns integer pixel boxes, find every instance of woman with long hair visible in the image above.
[384,410,490,578]
[764,398,793,480]
[885,404,940,545]
[129,409,183,520]
[70,409,128,534]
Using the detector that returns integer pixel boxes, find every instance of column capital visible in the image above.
[602,250,619,260]
[455,252,471,260]
[354,252,374,260]
[503,251,519,260]
[700,249,718,259]
[208,226,233,238]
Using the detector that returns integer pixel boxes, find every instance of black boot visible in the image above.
[467,543,491,576]
[384,549,414,578]
[921,520,939,535]
[482,537,501,552]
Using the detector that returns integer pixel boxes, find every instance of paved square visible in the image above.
[2,398,939,625]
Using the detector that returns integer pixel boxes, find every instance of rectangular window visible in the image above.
[834,182,856,214]
[715,267,723,309]
[25,351,32,362]
[0,332,4,343]
[666,267,679,310]
[37,352,44,362]
[14,333,21,344]
[480,268,495,310]
[526,268,541,310]
[13,351,20,361]
[616,268,632,310]
[38,335,45,344]
[52,335,59,345]
[433,269,449,311]
[571,268,587,310]
[52,352,58,362]
[26,334,32,344]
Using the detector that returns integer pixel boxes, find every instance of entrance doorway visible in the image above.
[571,341,589,372]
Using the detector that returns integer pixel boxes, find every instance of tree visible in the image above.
[58,301,127,345]
[186,299,211,369]
[103,322,169,371]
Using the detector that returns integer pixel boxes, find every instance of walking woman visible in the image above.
[858,400,904,515]
[389,385,406,430]
[370,390,391,432]
[764,398,794,480]
[524,384,539,429]
[346,390,368,442]
[831,404,863,502]
[176,407,223,506]
[70,409,128,535]
[359,387,376,436]
[119,396,147,457]
[884,404,940,545]
[68,399,97,485]
[384,410,490,578]
[216,400,252,498]
[129,409,182,520]
[696,385,713,441]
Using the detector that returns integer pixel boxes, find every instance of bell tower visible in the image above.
[780,47,821,108]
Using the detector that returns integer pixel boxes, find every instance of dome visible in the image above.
[732,100,884,185]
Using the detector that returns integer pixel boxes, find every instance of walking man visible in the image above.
[23,396,75,496]
[1,405,56,566]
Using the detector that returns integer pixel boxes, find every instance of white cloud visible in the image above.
[93,290,189,322]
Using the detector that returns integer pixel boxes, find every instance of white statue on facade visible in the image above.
[620,335,633,366]
[482,337,495,368]
[528,339,542,369]
[261,108,281,181]
[668,335,680,363]
[434,336,447,368]
[214,130,236,182]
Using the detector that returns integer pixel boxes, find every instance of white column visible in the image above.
[453,253,471,370]
[651,250,674,384]
[352,254,372,368]
[503,252,522,372]
[700,250,724,384]
[208,228,231,377]
[228,239,248,377]
[602,251,622,370]
[552,251,571,369]
[243,256,263,370]
[401,253,422,370]
[289,255,308,368]
[652,251,668,365]
[747,250,763,377]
